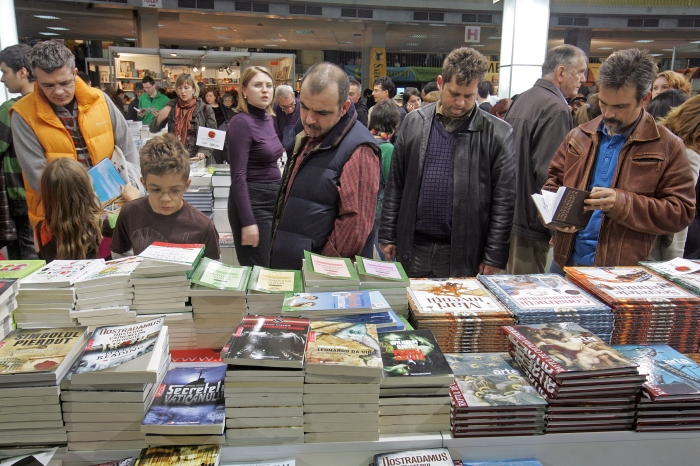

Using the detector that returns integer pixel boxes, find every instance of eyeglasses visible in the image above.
[38,77,76,94]
[148,188,185,198]
[280,101,296,111]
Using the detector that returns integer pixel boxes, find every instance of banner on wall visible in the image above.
[143,0,162,7]
[344,65,443,83]
[370,48,387,82]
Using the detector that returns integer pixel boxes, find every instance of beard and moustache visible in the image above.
[603,117,624,134]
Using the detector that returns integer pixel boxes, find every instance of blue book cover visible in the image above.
[613,344,700,400]
[329,309,403,330]
[457,460,543,466]
[88,158,126,204]
[281,290,372,315]
[478,274,610,315]
[142,365,226,434]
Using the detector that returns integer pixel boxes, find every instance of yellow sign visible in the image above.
[370,48,387,81]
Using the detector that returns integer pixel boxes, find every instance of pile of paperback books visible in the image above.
[355,256,410,316]
[615,344,700,432]
[246,266,303,315]
[221,315,309,446]
[302,252,360,292]
[479,274,614,343]
[566,267,700,353]
[130,445,221,466]
[0,260,45,337]
[503,322,645,433]
[446,353,546,438]
[408,279,516,352]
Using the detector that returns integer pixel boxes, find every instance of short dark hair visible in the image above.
[441,47,488,86]
[368,99,401,134]
[423,81,438,95]
[348,78,361,89]
[0,44,34,82]
[478,81,492,99]
[77,71,90,84]
[140,133,191,183]
[30,40,74,73]
[542,45,587,77]
[142,76,155,86]
[373,76,396,98]
[134,82,144,91]
[647,89,689,121]
[301,62,349,107]
[597,48,656,103]
[402,87,421,107]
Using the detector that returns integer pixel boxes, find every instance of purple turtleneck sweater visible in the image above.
[227,104,283,227]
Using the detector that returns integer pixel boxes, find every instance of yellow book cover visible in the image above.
[305,321,382,370]
[0,327,87,374]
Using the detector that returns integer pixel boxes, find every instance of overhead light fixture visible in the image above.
[634,39,654,43]
[411,34,428,38]
[225,67,232,75]
[295,30,314,34]
[170,52,178,57]
[662,48,675,51]
[124,38,136,41]
[487,36,501,40]
[216,36,232,39]
[270,39,287,42]
[39,32,60,36]
[338,41,352,44]
[471,44,484,47]
[265,44,279,47]
[158,23,164,27]
[201,66,206,71]
[193,66,199,72]
[34,15,60,20]
[404,43,419,46]
[690,40,700,44]
[650,53,663,57]
[429,24,447,27]
[47,27,69,31]
[598,46,614,50]
[212,26,231,30]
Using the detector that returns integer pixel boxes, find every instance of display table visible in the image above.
[55,431,700,466]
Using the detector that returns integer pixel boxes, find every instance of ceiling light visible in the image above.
[411,34,428,38]
[634,39,654,43]
[598,46,614,50]
[404,43,419,46]
[662,48,675,51]
[295,30,313,34]
[192,66,199,72]
[170,53,177,57]
[487,36,501,40]
[39,32,60,36]
[338,41,352,44]
[124,38,136,41]
[650,54,663,57]
[690,41,700,44]
[264,44,279,47]
[429,24,446,27]
[216,36,231,39]
[34,15,60,20]
[225,67,232,75]
[270,39,287,42]
[212,26,231,30]
[47,27,69,31]
[471,44,484,47]
[158,23,164,27]
[201,66,206,71]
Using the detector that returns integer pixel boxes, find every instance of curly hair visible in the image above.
[140,133,191,182]
[441,47,488,86]
[40,158,102,260]
[30,40,74,73]
[654,70,692,97]
[661,94,700,153]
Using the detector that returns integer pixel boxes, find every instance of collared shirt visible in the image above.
[436,101,474,133]
[572,111,643,265]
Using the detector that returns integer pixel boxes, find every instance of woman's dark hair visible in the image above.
[368,100,401,134]
[647,89,689,121]
[402,87,421,107]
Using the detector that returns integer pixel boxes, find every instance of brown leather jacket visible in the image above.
[544,110,696,267]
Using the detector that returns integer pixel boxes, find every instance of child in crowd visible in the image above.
[111,133,221,260]
[34,158,141,262]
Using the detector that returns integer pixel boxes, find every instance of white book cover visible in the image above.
[138,242,205,266]
[21,260,105,288]
[75,256,143,288]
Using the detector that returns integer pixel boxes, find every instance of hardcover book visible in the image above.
[131,445,221,466]
[443,352,514,377]
[142,365,226,434]
[21,260,105,288]
[531,186,592,229]
[221,316,310,368]
[190,258,251,293]
[281,291,373,316]
[451,362,546,408]
[409,279,511,317]
[372,448,453,466]
[247,266,302,294]
[378,329,453,386]
[640,260,700,296]
[0,260,46,279]
[305,321,383,376]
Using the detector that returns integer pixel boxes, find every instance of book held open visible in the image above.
[531,186,592,229]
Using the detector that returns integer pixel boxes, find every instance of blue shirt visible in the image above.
[572,116,641,265]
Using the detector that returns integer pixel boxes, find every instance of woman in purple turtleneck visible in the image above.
[227,66,283,267]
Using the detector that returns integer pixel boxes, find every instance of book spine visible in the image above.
[448,383,468,409]
[501,326,568,378]
[510,344,559,398]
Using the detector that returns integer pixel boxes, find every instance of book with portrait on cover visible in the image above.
[304,321,383,376]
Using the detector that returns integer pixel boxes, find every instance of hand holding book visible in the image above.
[531,186,593,231]
[584,187,617,213]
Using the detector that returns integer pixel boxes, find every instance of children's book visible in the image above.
[88,158,126,204]
[0,260,46,279]
[21,260,105,288]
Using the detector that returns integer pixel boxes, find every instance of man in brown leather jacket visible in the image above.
[544,49,695,271]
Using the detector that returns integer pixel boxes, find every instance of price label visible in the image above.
[196,127,226,150]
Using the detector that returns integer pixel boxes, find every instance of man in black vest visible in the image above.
[379,47,516,278]
[270,62,380,270]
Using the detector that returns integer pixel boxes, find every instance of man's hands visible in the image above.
[380,243,397,261]
[584,187,617,213]
[479,263,501,275]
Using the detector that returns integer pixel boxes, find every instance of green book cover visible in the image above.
[303,251,359,281]
[355,256,408,282]
[190,258,251,291]
[247,266,302,293]
[0,260,46,279]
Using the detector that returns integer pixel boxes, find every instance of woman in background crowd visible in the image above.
[647,89,689,121]
[651,70,692,100]
[204,87,229,127]
[422,91,440,105]
[402,87,422,112]
[150,74,217,161]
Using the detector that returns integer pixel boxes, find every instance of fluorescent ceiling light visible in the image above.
[34,15,60,20]
[487,36,501,40]
[216,36,232,39]
[598,46,614,50]
[212,26,231,30]
[690,41,700,44]
[47,27,69,31]
[170,53,177,57]
[411,34,428,38]
[265,44,279,47]
[634,39,654,43]
[39,32,60,36]
[471,44,484,47]
[650,54,663,57]
[124,38,136,41]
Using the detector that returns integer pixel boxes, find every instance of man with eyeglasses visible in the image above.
[272,84,300,150]
[137,76,169,125]
[10,40,140,229]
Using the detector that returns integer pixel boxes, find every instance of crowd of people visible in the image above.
[0,38,698,281]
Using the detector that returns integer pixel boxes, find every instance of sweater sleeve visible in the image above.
[0,101,14,155]
[227,114,256,227]
[10,112,46,193]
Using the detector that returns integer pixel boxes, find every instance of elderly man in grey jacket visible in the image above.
[504,44,588,274]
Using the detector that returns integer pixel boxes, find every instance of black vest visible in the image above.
[271,106,379,270]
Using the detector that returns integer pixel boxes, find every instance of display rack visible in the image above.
[85,57,110,90]
[108,47,163,93]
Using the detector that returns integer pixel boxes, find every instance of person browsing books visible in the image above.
[137,76,169,125]
[110,133,220,260]
[227,66,283,268]
[544,49,695,273]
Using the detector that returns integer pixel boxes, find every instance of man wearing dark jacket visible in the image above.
[379,47,515,278]
[349,78,368,126]
[270,63,380,270]
[504,45,588,274]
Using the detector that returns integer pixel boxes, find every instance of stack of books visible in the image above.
[0,260,45,337]
[212,166,231,234]
[408,278,516,352]
[479,274,614,343]
[328,292,405,334]
[446,352,546,438]
[615,344,700,432]
[183,186,214,217]
[130,445,221,466]
[246,266,303,315]
[355,256,410,316]
[16,260,105,329]
[640,259,700,295]
[61,318,170,451]
[503,322,644,434]
[0,326,88,446]
[302,252,360,292]
[281,290,374,319]
[303,321,383,443]
[190,259,251,349]
[221,316,309,446]
[71,257,143,327]
[131,243,205,349]
[378,329,453,434]
[142,364,226,446]
[373,448,454,466]
[566,267,700,353]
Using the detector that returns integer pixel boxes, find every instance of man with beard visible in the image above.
[544,49,695,271]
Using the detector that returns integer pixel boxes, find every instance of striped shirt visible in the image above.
[53,99,91,167]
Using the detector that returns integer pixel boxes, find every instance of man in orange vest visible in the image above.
[10,40,140,227]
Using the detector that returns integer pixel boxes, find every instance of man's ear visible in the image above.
[140,177,146,189]
[341,99,351,116]
[640,91,652,108]
[185,178,192,189]
[437,75,444,90]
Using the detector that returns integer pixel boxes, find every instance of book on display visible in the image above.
[531,186,592,229]
[0,447,58,466]
[74,256,142,289]
[302,251,360,287]
[20,260,105,288]
[378,329,453,386]
[372,448,453,466]
[355,256,409,287]
[131,445,220,466]
[456,460,544,466]
[641,258,700,296]
[136,242,205,274]
[304,321,383,377]
[247,266,302,294]
[190,258,251,294]
[280,290,373,317]
[0,260,46,279]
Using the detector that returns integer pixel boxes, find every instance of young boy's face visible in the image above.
[141,172,191,215]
